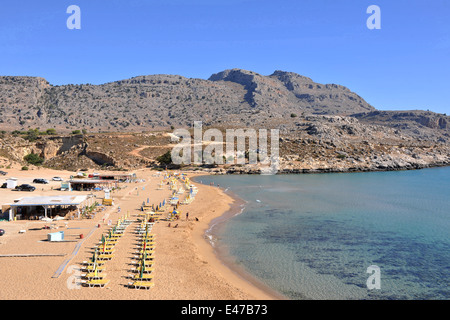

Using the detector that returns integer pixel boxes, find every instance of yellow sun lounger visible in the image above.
[82,260,106,266]
[82,264,106,271]
[130,273,154,281]
[94,244,115,250]
[100,239,118,245]
[137,245,156,251]
[139,233,156,237]
[136,250,155,256]
[82,273,107,280]
[97,254,114,260]
[128,281,154,290]
[107,235,122,239]
[82,279,110,288]
[139,240,156,245]
[98,249,115,255]
[130,267,155,274]
[131,261,154,268]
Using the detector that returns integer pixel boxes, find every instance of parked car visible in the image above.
[52,177,63,181]
[15,184,36,191]
[0,170,7,175]
[0,229,5,236]
[33,178,49,184]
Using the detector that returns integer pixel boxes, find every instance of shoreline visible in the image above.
[190,162,450,176]
[191,175,289,300]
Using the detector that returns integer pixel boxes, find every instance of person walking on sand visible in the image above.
[186,212,189,221]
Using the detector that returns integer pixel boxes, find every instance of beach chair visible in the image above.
[82,260,106,267]
[82,279,110,288]
[128,281,155,290]
[130,266,155,274]
[97,254,114,260]
[97,248,115,255]
[138,232,156,238]
[82,265,106,273]
[110,228,125,234]
[135,248,155,255]
[129,273,154,281]
[94,244,115,250]
[137,244,156,251]
[108,233,122,239]
[101,238,119,244]
[139,240,156,246]
[131,261,154,269]
[81,272,107,280]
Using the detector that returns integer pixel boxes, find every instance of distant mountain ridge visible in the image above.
[0,69,449,173]
[0,68,379,131]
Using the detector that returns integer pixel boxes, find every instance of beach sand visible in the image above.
[0,164,284,300]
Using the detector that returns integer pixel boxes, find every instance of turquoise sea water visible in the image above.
[196,167,450,300]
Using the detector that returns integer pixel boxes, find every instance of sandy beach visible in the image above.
[0,164,284,300]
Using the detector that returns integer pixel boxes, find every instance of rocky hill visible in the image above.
[0,68,448,173]
[0,69,377,131]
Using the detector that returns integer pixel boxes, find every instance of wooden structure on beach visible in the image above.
[6,195,90,221]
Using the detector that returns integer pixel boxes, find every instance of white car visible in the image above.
[52,177,63,181]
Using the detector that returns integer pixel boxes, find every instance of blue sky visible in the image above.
[0,0,449,113]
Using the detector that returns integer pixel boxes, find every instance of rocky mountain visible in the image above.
[0,68,448,173]
[0,69,377,131]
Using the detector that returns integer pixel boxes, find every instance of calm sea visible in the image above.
[195,167,450,300]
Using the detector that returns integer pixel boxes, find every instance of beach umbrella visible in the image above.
[139,253,147,279]
[91,248,98,263]
[94,263,99,278]
[141,251,147,275]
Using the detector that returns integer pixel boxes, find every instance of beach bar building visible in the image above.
[7,195,90,221]
[67,178,118,191]
[95,173,136,182]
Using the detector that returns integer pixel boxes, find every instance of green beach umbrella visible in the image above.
[91,248,98,263]
[138,251,146,279]
[94,263,98,278]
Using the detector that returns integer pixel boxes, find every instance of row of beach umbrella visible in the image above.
[80,214,131,288]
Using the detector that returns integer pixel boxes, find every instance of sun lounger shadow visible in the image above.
[81,279,110,288]
[127,281,155,290]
